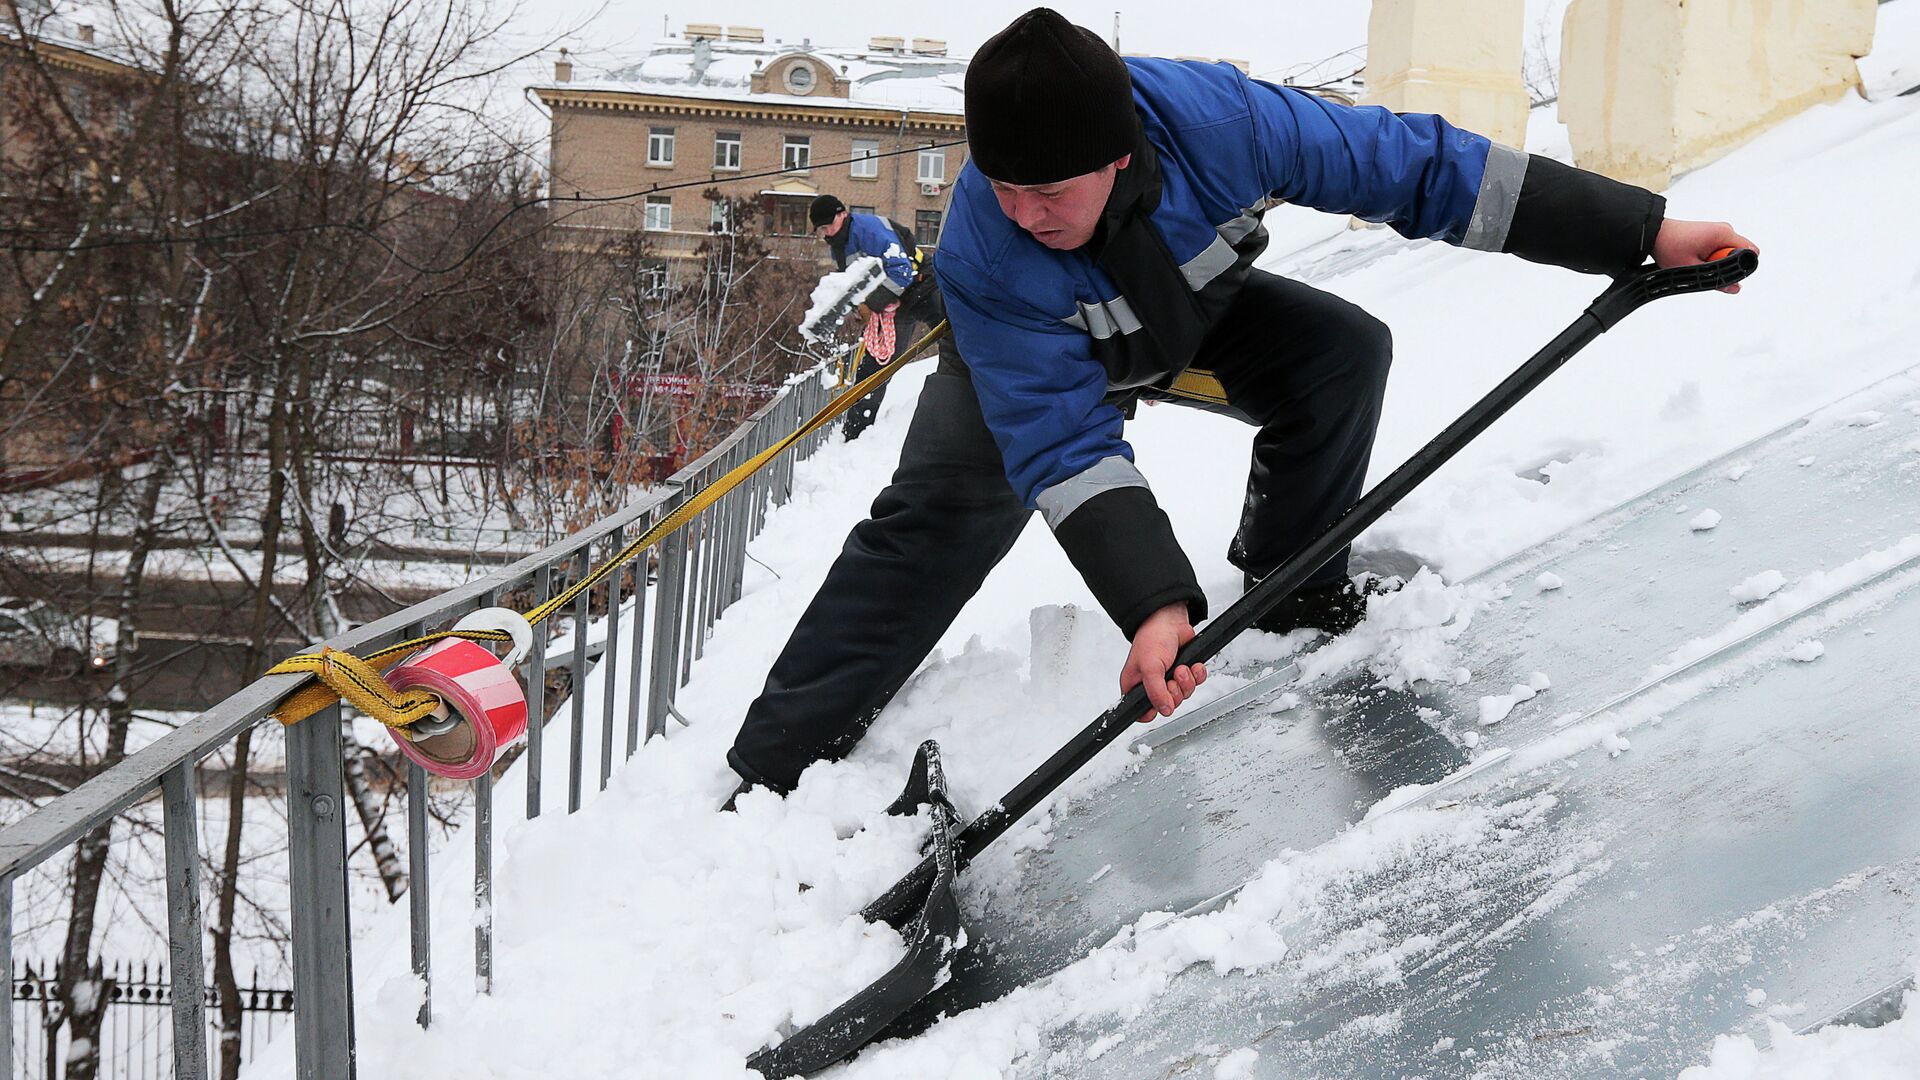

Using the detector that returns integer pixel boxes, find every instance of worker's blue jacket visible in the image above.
[937,57,1663,633]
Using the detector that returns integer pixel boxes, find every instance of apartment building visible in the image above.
[533,25,969,263]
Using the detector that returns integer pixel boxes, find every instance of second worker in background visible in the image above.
[809,194,944,440]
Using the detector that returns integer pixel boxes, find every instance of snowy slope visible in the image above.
[245,20,1920,1080]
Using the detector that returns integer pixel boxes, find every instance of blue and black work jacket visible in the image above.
[937,57,1665,635]
[828,213,922,302]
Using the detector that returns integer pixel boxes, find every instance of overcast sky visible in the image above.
[518,1,1373,88]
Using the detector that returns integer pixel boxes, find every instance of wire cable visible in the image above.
[0,138,969,276]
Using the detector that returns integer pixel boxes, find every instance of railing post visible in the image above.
[402,615,433,1030]
[525,563,551,819]
[286,703,357,1080]
[2,874,12,1080]
[599,524,623,792]
[474,588,499,996]
[624,540,649,759]
[162,762,209,1080]
[568,547,591,814]
[474,768,494,996]
[648,505,688,739]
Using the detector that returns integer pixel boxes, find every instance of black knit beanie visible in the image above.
[809,194,846,228]
[965,8,1138,185]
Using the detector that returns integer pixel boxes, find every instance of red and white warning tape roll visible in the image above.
[385,638,530,780]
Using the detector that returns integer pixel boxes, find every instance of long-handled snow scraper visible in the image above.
[746,248,1760,1078]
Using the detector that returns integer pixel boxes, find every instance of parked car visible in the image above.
[0,597,117,672]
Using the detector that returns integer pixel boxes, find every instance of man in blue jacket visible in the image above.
[726,8,1751,800]
[809,195,942,439]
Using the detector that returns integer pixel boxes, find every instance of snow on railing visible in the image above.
[0,369,838,1078]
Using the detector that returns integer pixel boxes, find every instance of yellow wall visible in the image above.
[1365,0,1530,148]
[1561,0,1876,189]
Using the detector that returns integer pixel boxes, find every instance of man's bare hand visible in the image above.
[1120,602,1208,723]
[1652,219,1759,294]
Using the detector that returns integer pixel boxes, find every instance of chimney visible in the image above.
[554,49,573,83]
[725,26,764,43]
[77,25,96,44]
[685,22,722,41]
[868,35,904,54]
[910,38,946,56]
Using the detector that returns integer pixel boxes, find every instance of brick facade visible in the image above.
[535,52,968,264]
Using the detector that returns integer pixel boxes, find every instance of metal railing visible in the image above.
[11,959,291,1079]
[0,369,839,1079]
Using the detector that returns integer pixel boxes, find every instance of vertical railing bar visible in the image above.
[598,524,622,792]
[473,588,498,997]
[407,755,431,1027]
[286,702,357,1080]
[718,457,739,615]
[647,501,687,739]
[161,762,208,1080]
[688,496,710,662]
[2,874,12,1080]
[624,514,649,758]
[568,547,590,814]
[473,769,494,996]
[525,563,551,819]
[681,492,700,664]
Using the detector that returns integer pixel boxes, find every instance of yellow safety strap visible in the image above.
[266,322,950,729]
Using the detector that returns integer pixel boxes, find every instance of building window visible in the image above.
[774,200,810,236]
[850,205,876,217]
[710,199,733,233]
[850,138,880,179]
[638,262,670,298]
[713,131,741,170]
[916,210,943,247]
[783,63,817,95]
[783,135,811,172]
[644,195,672,232]
[917,148,946,185]
[647,127,675,166]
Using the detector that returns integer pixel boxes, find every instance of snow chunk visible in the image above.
[1730,570,1788,603]
[1478,683,1539,726]
[1789,640,1826,663]
[1747,988,1769,1007]
[799,257,886,342]
[1690,509,1723,531]
[1535,571,1565,591]
[1726,462,1754,481]
[1527,671,1553,692]
[1213,1048,1260,1079]
[1796,456,1817,467]
[1845,411,1884,427]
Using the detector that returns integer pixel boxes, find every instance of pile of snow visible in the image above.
[799,256,889,342]
[1681,977,1920,1080]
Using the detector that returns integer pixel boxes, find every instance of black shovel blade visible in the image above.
[746,741,964,1078]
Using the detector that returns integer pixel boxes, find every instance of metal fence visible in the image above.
[10,961,291,1080]
[0,369,839,1079]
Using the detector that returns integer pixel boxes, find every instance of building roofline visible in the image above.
[2,24,145,79]
[531,85,967,129]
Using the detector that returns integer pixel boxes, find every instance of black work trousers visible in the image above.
[729,271,1391,791]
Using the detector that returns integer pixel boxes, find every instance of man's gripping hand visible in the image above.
[1121,602,1208,723]
[1653,219,1759,294]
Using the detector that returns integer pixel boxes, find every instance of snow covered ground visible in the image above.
[239,14,1920,1079]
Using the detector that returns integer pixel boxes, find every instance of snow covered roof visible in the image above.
[0,3,142,76]
[537,33,967,119]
